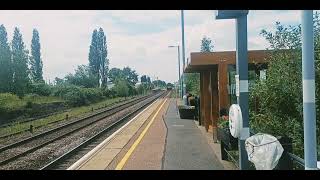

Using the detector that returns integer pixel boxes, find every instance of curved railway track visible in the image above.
[0,91,166,170]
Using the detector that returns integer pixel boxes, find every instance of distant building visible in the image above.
[135,82,142,88]
[106,81,114,89]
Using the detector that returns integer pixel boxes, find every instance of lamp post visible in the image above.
[215,10,250,170]
[169,45,182,99]
[301,10,317,170]
[181,10,186,98]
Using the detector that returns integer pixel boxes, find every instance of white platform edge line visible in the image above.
[67,98,160,170]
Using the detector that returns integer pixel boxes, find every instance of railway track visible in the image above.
[41,91,169,170]
[0,94,150,149]
[0,91,166,170]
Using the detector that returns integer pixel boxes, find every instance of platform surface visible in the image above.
[69,96,225,170]
[162,99,224,170]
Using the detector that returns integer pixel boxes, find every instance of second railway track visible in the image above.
[0,91,166,170]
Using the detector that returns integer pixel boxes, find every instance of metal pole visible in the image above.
[302,10,317,170]
[236,15,250,170]
[178,46,182,99]
[181,10,186,97]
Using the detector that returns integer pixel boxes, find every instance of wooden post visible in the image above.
[200,72,204,126]
[211,66,219,143]
[218,62,229,111]
[203,71,211,132]
[29,125,34,134]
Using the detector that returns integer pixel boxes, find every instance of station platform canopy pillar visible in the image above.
[210,66,219,142]
[202,71,212,132]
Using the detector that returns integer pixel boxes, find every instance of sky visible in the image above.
[0,10,306,84]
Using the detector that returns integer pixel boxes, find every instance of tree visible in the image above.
[108,68,123,83]
[64,65,98,88]
[88,28,109,88]
[185,73,200,95]
[97,28,109,88]
[260,22,302,50]
[200,36,214,52]
[0,24,12,93]
[54,77,65,86]
[89,29,100,87]
[140,75,147,83]
[249,12,320,156]
[113,79,129,97]
[122,66,138,86]
[30,29,44,83]
[136,84,145,95]
[147,76,151,84]
[11,27,30,97]
[139,75,152,93]
[108,67,138,87]
[152,80,166,88]
[184,36,214,96]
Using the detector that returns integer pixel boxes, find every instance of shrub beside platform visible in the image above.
[217,127,238,150]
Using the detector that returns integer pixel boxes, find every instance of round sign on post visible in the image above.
[229,104,242,138]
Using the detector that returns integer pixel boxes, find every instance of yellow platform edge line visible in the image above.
[115,97,168,170]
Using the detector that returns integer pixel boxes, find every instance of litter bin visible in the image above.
[245,133,284,170]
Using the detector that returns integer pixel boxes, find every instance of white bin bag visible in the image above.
[245,133,284,170]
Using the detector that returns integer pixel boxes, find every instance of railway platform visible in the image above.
[68,96,234,170]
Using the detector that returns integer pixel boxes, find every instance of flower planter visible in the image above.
[217,127,238,150]
[178,105,195,119]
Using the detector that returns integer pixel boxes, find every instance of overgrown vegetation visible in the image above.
[0,93,64,122]
[249,12,320,158]
[0,96,129,137]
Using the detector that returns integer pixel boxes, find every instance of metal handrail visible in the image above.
[287,152,305,168]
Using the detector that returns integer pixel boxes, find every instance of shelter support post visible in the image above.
[211,65,219,143]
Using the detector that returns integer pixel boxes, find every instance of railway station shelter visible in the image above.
[184,50,272,141]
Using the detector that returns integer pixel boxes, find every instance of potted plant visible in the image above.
[217,117,238,150]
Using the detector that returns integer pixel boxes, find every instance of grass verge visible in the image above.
[0,96,135,137]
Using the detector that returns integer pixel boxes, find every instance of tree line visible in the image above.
[0,25,43,97]
[0,24,170,103]
[55,27,170,98]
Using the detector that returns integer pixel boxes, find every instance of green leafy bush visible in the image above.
[51,85,105,106]
[0,93,25,114]
[217,117,229,130]
[29,83,52,96]
[26,101,33,108]
[112,80,129,97]
[249,14,320,158]
[0,93,26,121]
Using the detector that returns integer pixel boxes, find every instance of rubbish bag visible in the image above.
[245,133,284,170]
